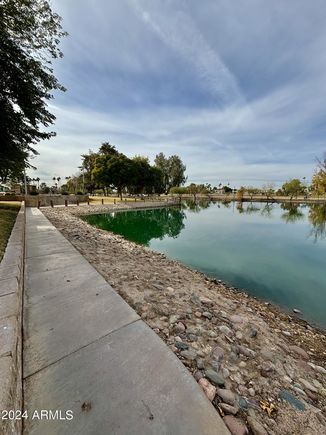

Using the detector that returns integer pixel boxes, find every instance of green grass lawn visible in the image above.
[0,203,20,261]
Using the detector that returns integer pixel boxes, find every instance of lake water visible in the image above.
[83,201,326,328]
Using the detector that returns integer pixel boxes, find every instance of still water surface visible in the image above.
[83,201,326,328]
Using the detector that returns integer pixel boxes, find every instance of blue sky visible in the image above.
[30,0,326,187]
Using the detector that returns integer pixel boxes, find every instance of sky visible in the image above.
[29,0,326,187]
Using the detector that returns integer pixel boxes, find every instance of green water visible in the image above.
[83,201,326,328]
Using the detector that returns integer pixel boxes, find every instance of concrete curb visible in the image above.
[0,202,25,434]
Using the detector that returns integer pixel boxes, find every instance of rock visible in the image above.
[223,415,249,435]
[260,361,275,376]
[175,341,189,350]
[219,403,239,415]
[235,332,243,340]
[282,330,291,337]
[219,325,234,337]
[198,378,216,401]
[231,372,244,385]
[229,352,238,364]
[293,308,302,314]
[247,416,268,435]
[298,378,318,393]
[237,397,249,410]
[237,345,255,358]
[293,387,307,397]
[284,364,295,379]
[289,345,309,360]
[283,375,292,384]
[200,296,213,305]
[230,315,245,324]
[205,369,225,386]
[187,333,198,342]
[194,370,204,381]
[174,322,186,333]
[210,361,220,372]
[194,311,202,318]
[320,387,326,397]
[202,311,212,319]
[315,365,326,375]
[169,314,179,324]
[260,349,275,361]
[209,331,217,338]
[312,379,323,389]
[239,361,247,368]
[238,385,248,396]
[278,389,306,411]
[216,388,236,405]
[249,329,258,338]
[211,346,224,362]
[222,368,230,379]
[248,387,255,397]
[196,358,205,370]
[180,349,197,360]
[305,390,318,401]
[166,286,174,292]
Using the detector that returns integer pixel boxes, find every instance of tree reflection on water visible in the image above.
[83,201,326,245]
[280,203,305,223]
[83,207,186,245]
[308,203,326,242]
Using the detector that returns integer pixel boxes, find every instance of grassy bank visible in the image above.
[0,203,20,261]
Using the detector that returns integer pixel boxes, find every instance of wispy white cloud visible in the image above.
[131,0,243,104]
[33,0,326,186]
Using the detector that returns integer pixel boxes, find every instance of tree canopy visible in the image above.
[77,142,186,198]
[281,179,305,198]
[0,0,66,182]
[154,152,187,193]
[311,153,326,195]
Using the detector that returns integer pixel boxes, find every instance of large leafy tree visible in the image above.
[282,178,305,199]
[0,0,66,182]
[154,152,186,193]
[92,153,134,199]
[312,153,326,195]
[81,143,119,193]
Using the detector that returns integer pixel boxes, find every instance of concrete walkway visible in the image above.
[23,208,230,435]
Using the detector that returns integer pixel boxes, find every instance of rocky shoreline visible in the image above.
[43,204,326,435]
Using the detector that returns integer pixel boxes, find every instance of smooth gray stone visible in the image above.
[24,321,229,435]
